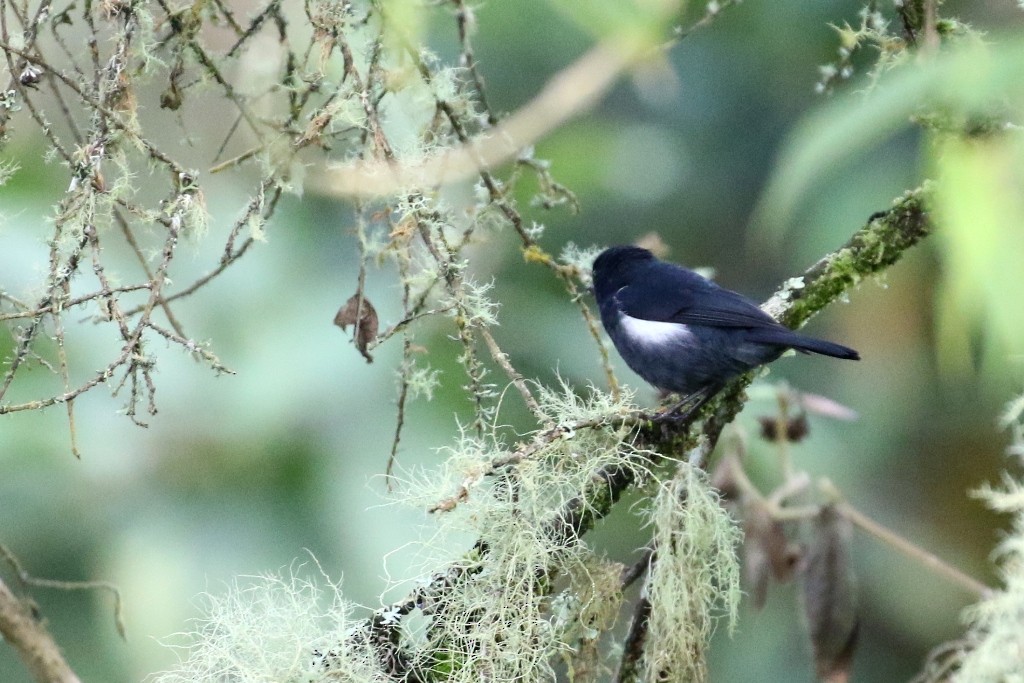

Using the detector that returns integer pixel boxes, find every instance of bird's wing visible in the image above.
[668,287,781,328]
[616,267,781,329]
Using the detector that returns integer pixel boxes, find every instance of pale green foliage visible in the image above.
[818,3,972,96]
[954,410,1024,682]
[817,7,902,95]
[760,30,1024,381]
[392,382,652,681]
[168,187,210,241]
[644,462,742,682]
[549,0,682,45]
[403,360,441,401]
[151,566,387,683]
[760,30,1009,232]
[1000,393,1024,431]
[558,242,604,288]
[443,276,499,326]
[0,157,17,185]
[932,134,1024,378]
[553,558,626,677]
[536,375,637,426]
[402,250,443,301]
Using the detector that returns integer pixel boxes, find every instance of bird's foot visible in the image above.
[648,385,721,424]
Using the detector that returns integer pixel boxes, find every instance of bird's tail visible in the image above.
[790,336,860,360]
[750,328,860,360]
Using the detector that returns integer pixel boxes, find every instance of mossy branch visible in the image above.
[368,186,934,678]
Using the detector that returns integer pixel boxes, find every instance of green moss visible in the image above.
[778,184,931,330]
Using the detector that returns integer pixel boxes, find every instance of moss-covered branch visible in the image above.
[368,186,934,679]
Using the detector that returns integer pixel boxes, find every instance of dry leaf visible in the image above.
[800,504,859,683]
[710,448,743,500]
[334,293,378,363]
[743,498,800,609]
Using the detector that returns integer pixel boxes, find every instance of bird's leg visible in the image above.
[652,384,722,423]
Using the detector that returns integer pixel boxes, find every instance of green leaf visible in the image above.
[755,36,1024,234]
[931,134,1024,376]
[545,0,683,46]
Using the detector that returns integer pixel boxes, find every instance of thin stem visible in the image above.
[837,500,993,600]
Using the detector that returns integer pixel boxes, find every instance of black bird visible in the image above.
[592,245,858,413]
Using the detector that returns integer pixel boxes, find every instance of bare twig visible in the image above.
[1,544,125,640]
[836,498,992,600]
[313,37,649,197]
[0,577,82,683]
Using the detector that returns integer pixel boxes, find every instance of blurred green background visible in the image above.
[2,1,1023,680]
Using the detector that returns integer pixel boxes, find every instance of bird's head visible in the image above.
[591,245,654,300]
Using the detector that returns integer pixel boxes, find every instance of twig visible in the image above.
[376,190,934,673]
[616,593,653,683]
[620,544,654,591]
[479,326,541,417]
[314,37,650,197]
[836,499,992,600]
[144,320,236,375]
[0,577,82,683]
[1,544,125,640]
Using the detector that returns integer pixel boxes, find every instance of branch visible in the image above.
[576,184,934,539]
[836,498,992,600]
[312,36,647,198]
[0,577,82,683]
[368,184,935,672]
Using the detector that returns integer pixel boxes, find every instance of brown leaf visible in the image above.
[743,498,800,610]
[800,504,859,683]
[710,448,743,501]
[334,293,378,363]
[711,448,801,609]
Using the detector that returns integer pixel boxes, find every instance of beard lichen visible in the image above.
[643,462,742,683]
[387,381,656,681]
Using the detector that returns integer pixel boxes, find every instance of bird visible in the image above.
[591,245,859,416]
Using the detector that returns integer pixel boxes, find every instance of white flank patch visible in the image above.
[620,314,695,347]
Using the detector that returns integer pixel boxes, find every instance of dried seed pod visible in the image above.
[743,498,800,609]
[800,503,859,683]
[757,413,809,442]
